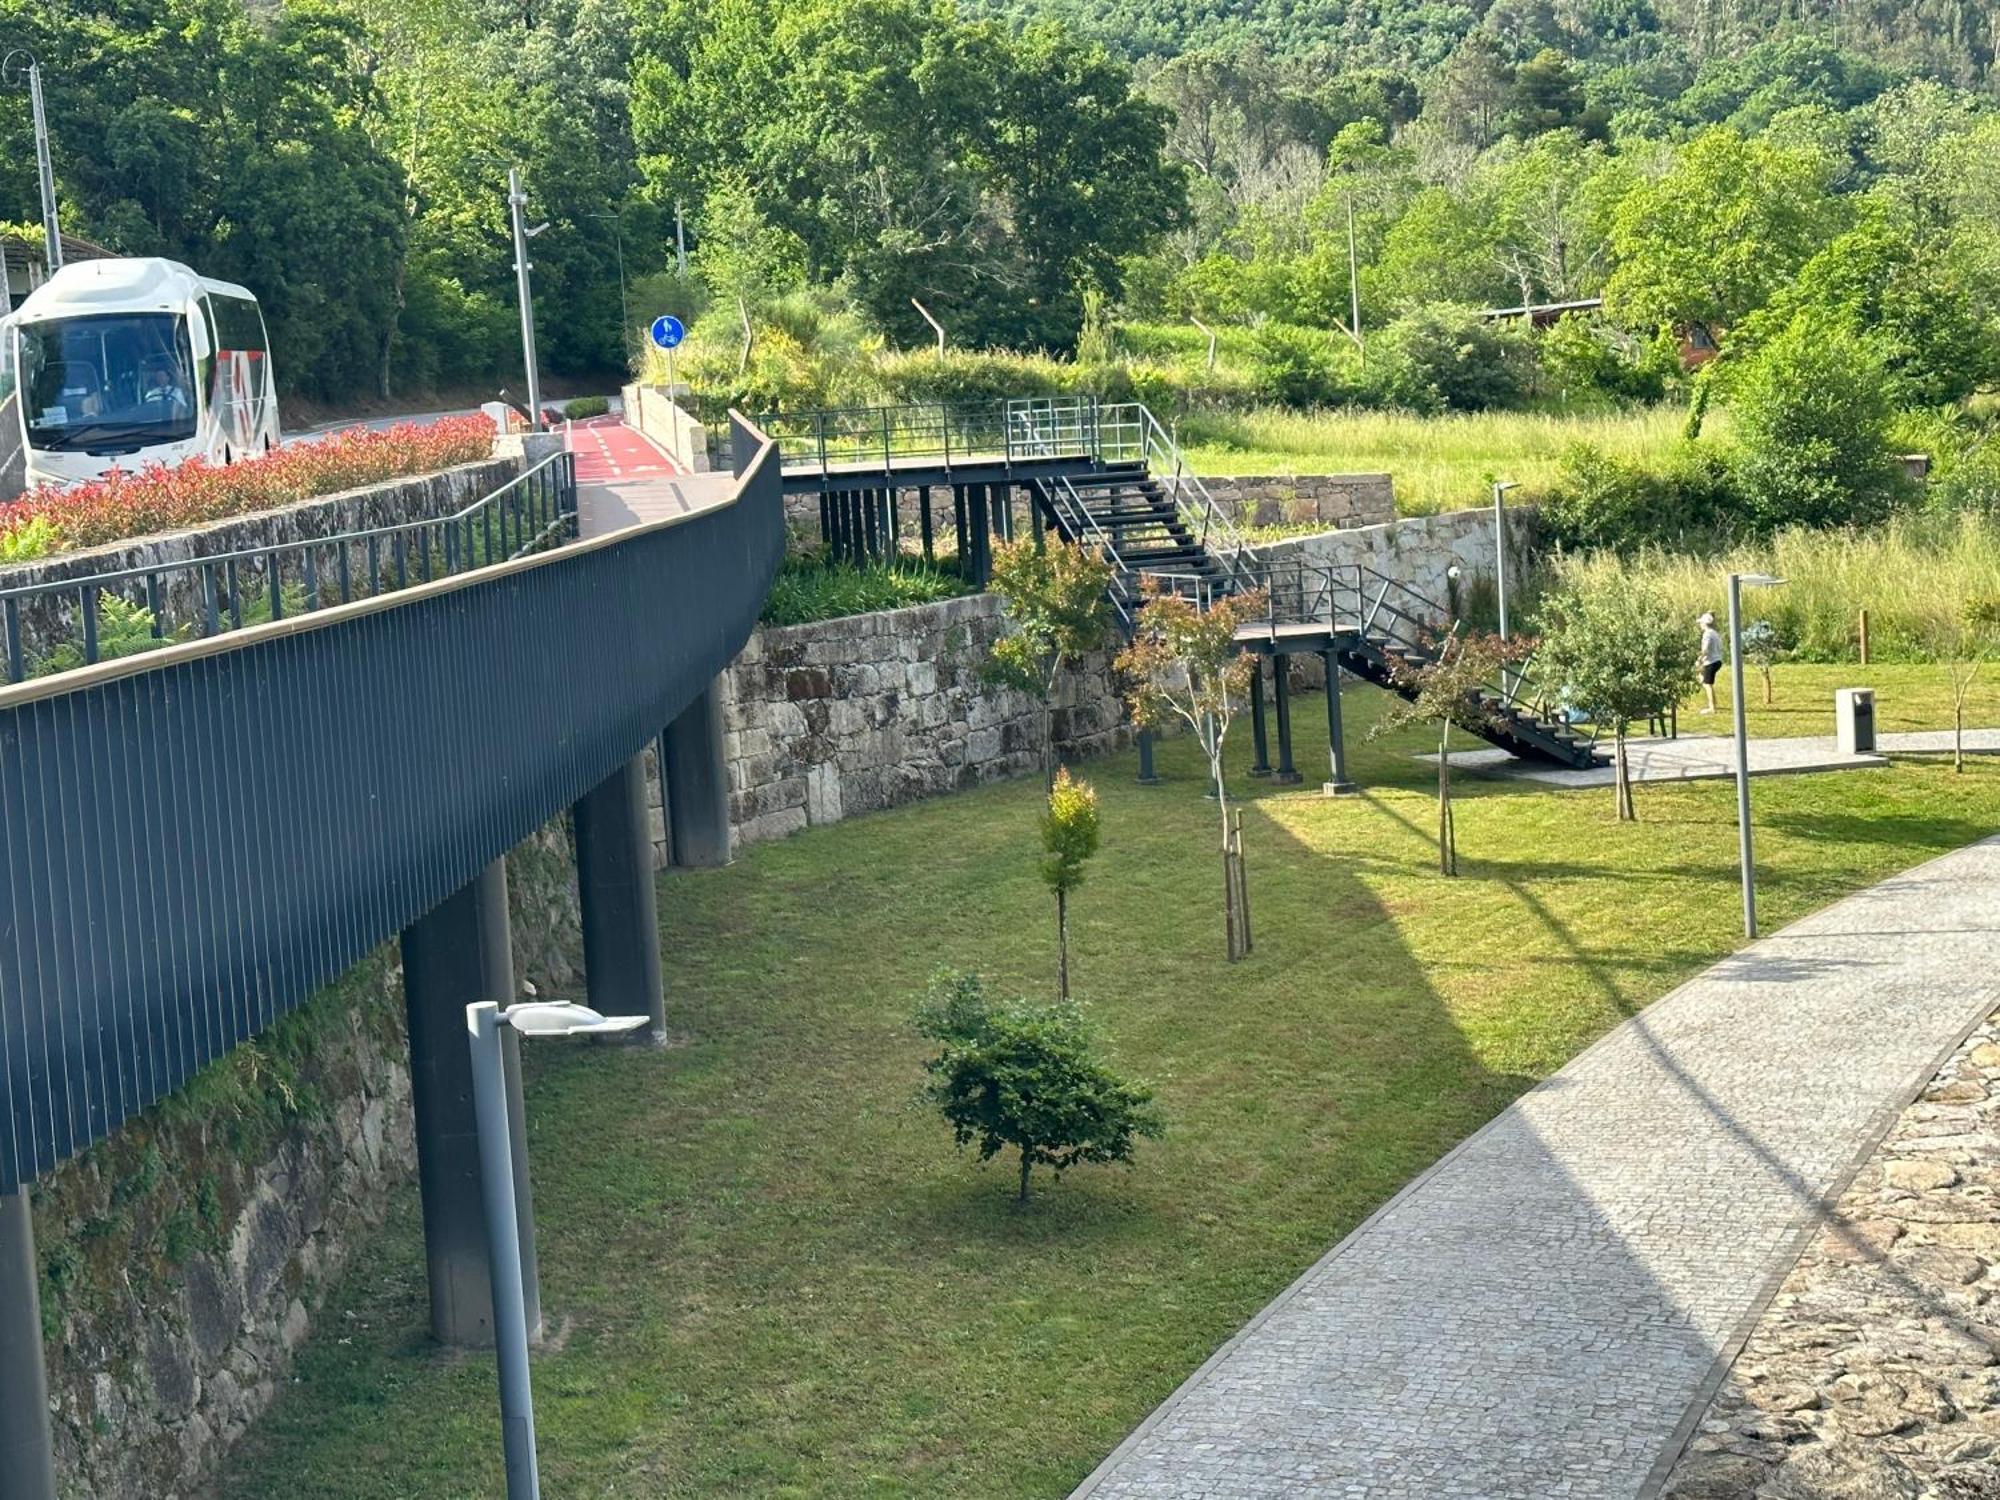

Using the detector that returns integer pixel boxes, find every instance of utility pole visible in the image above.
[507,168,544,429]
[675,200,689,278]
[1346,196,1361,353]
[5,53,61,273]
[590,211,629,359]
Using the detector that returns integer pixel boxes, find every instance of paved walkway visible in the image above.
[1072,839,2000,1500]
[567,415,737,538]
[1437,728,2000,789]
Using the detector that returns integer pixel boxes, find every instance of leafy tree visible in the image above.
[1505,49,1606,140]
[1364,304,1529,414]
[1039,770,1101,1000]
[984,538,1117,783]
[1533,574,1698,820]
[1369,630,1526,876]
[1730,312,1904,531]
[1604,128,1844,339]
[1115,581,1266,958]
[915,969,1162,1203]
[1740,618,1783,705]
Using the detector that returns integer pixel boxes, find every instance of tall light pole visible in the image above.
[467,1000,648,1500]
[588,210,630,361]
[1491,479,1519,641]
[1729,571,1785,938]
[4,53,61,272]
[507,168,547,429]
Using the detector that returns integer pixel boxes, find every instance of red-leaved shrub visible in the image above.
[0,415,496,557]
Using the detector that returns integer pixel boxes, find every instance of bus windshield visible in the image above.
[18,312,198,454]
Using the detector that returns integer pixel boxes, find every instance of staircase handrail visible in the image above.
[1131,407,1258,588]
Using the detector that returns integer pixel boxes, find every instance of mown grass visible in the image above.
[218,666,2000,1500]
[1182,404,1699,516]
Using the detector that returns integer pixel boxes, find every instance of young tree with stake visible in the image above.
[985,539,1116,785]
[1370,629,1526,876]
[1115,580,1268,958]
[1534,576,1696,821]
[1915,597,2000,773]
[1040,769,1100,1001]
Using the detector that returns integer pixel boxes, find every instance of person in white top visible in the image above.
[1697,612,1725,714]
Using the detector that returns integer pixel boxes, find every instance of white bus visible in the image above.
[8,256,279,489]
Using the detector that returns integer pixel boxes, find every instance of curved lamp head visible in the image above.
[502,1002,649,1038]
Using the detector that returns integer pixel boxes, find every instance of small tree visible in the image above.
[985,539,1117,785]
[1741,619,1782,706]
[1534,576,1698,821]
[1914,597,2000,773]
[915,970,1163,1204]
[1369,630,1527,876]
[1115,582,1269,958]
[1040,770,1101,1001]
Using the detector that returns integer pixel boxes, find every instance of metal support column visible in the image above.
[1136,728,1161,786]
[968,485,992,586]
[574,755,667,1039]
[663,677,732,871]
[919,485,935,564]
[818,492,833,555]
[1272,658,1302,784]
[952,486,969,573]
[1323,650,1358,796]
[403,859,541,1347]
[862,488,880,562]
[0,1187,56,1500]
[1248,656,1272,777]
[993,483,1012,542]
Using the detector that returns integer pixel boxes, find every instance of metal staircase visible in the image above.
[1011,403,1602,771]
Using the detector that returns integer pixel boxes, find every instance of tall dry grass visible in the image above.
[1548,513,2000,663]
[1182,404,1697,515]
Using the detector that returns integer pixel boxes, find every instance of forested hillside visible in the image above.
[1,0,1996,418]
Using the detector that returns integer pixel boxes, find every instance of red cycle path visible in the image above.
[565,413,683,484]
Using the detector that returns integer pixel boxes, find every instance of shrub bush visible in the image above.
[1362,303,1530,414]
[759,554,971,625]
[1730,313,1906,530]
[1540,440,1742,551]
[0,416,496,559]
[1536,317,1671,408]
[563,396,611,420]
[1252,324,1358,409]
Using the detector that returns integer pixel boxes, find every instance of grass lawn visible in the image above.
[1180,404,1700,516]
[219,664,2000,1500]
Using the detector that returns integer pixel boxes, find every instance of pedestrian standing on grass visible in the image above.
[1697,611,1724,715]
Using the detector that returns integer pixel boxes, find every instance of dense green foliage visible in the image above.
[915,968,1162,1201]
[758,551,971,625]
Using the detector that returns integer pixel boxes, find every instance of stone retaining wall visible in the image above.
[1205,472,1395,530]
[1249,503,1537,619]
[36,822,582,1500]
[719,593,1127,848]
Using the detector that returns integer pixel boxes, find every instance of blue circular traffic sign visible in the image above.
[649,314,686,350]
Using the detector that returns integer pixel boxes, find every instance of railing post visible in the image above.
[81,583,99,663]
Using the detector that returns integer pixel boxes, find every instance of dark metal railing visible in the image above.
[749,396,1121,474]
[0,452,577,685]
[0,420,779,1194]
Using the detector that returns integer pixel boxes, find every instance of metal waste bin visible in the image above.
[1836,688,1876,755]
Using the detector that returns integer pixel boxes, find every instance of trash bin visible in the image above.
[1836,688,1876,755]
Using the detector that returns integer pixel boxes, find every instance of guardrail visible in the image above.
[0,418,780,1194]
[0,451,577,684]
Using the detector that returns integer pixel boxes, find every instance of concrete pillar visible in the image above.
[574,755,667,1039]
[1324,650,1358,796]
[1248,655,1272,777]
[663,678,732,870]
[1272,657,1302,784]
[0,1187,56,1500]
[402,859,541,1348]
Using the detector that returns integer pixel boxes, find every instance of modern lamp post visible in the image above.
[588,210,631,361]
[507,168,549,430]
[3,52,62,273]
[467,1000,649,1500]
[1728,571,1786,938]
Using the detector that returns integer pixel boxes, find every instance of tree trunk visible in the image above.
[1761,666,1772,706]
[1437,721,1456,877]
[1056,887,1069,1001]
[1956,698,1965,774]
[1017,1151,1033,1203]
[1614,729,1636,822]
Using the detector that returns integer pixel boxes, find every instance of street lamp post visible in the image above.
[467,1000,648,1500]
[1729,572,1785,939]
[3,52,62,272]
[507,168,547,430]
[1491,480,1519,641]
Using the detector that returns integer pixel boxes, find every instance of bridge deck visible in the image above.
[775,449,1108,494]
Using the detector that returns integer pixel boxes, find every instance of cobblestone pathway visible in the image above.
[1072,839,2000,1500]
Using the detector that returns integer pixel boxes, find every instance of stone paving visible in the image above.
[1437,729,2000,790]
[1071,839,2000,1500]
